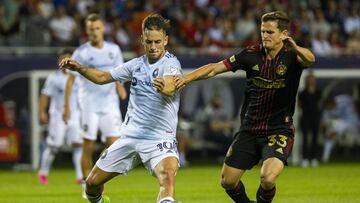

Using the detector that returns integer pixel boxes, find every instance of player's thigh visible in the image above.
[260,157,284,181]
[260,133,294,166]
[47,114,66,147]
[81,111,100,141]
[138,138,179,176]
[99,110,122,140]
[95,137,141,175]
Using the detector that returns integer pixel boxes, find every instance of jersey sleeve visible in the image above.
[41,74,55,97]
[110,58,135,82]
[222,50,249,72]
[163,58,182,76]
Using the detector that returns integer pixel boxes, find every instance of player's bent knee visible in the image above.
[158,169,176,184]
[220,176,238,190]
[260,173,277,187]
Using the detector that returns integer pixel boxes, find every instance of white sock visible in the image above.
[72,146,83,180]
[158,196,175,203]
[39,146,57,176]
[322,140,334,162]
[86,193,103,203]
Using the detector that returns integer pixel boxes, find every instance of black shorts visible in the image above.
[224,131,294,170]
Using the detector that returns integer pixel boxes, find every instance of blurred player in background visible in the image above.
[61,14,182,203]
[63,13,127,187]
[38,48,83,185]
[175,11,315,203]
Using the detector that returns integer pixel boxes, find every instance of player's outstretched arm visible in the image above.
[174,61,228,89]
[281,36,315,67]
[59,58,114,85]
[154,76,176,97]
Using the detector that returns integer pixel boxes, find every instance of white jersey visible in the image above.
[110,51,182,140]
[72,41,123,113]
[41,70,80,116]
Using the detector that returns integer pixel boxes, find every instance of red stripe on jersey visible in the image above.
[222,59,232,71]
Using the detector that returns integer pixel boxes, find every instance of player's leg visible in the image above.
[81,111,100,178]
[256,133,294,203]
[222,132,258,202]
[257,157,283,203]
[153,157,178,203]
[99,110,122,147]
[67,118,84,182]
[140,139,179,203]
[38,114,66,184]
[90,136,140,203]
[85,166,118,203]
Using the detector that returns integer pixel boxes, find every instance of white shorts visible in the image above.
[95,136,179,175]
[328,119,358,137]
[81,110,122,141]
[46,113,83,147]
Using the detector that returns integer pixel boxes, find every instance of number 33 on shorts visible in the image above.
[267,134,289,155]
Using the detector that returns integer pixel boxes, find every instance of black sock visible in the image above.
[225,181,251,203]
[256,185,276,203]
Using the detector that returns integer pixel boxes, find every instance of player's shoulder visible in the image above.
[164,51,181,65]
[75,42,91,52]
[104,41,120,49]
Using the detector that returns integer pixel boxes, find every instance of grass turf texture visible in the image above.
[0,163,359,203]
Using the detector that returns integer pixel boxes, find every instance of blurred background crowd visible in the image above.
[1,0,360,56]
[0,0,359,169]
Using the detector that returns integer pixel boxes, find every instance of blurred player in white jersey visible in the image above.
[60,14,182,203]
[63,13,127,182]
[38,48,83,185]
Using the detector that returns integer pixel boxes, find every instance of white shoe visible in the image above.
[311,159,319,167]
[301,159,309,168]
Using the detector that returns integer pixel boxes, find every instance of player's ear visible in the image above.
[282,29,289,37]
[140,35,145,45]
[164,35,168,46]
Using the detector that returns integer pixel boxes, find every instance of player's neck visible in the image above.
[147,50,166,64]
[90,40,104,49]
[265,45,283,59]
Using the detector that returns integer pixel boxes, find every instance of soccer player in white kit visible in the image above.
[60,14,181,203]
[63,13,127,180]
[38,49,83,185]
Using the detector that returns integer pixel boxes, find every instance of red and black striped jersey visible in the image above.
[223,44,306,136]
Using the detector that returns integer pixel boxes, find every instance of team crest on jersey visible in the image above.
[108,52,114,60]
[152,68,159,77]
[276,63,287,76]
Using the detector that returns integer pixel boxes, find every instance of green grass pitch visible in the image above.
[0,163,359,203]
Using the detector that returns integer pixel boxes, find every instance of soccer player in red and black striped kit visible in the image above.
[175,11,315,203]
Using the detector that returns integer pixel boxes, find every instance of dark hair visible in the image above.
[261,11,290,31]
[86,13,102,22]
[142,14,170,34]
[57,48,73,56]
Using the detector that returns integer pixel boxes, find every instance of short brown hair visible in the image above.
[261,11,290,31]
[86,13,102,22]
[142,14,170,34]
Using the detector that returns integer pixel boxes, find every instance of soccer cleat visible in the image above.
[38,174,48,185]
[102,195,111,203]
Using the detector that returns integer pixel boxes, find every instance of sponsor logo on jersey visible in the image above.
[131,77,154,87]
[251,77,285,89]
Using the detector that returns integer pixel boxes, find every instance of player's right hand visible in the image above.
[59,58,81,71]
[63,106,70,124]
[40,112,49,124]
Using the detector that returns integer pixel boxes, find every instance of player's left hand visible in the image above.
[153,77,165,92]
[281,35,297,51]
